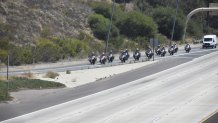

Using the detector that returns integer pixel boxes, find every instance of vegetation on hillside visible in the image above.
[0,0,218,66]
[0,33,96,65]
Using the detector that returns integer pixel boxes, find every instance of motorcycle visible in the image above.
[89,55,97,65]
[156,48,161,56]
[160,49,166,57]
[107,54,114,63]
[133,52,141,61]
[174,47,178,53]
[168,47,174,55]
[119,53,126,63]
[146,50,153,60]
[185,44,191,53]
[125,52,129,61]
[99,55,106,64]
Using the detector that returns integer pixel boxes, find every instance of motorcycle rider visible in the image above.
[169,45,174,55]
[184,42,191,53]
[133,48,141,61]
[107,50,114,63]
[89,52,97,64]
[156,45,161,55]
[99,52,106,64]
[119,49,126,63]
[146,47,153,59]
[173,43,178,53]
[161,46,166,57]
[124,49,129,60]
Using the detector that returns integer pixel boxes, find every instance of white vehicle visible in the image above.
[202,35,217,48]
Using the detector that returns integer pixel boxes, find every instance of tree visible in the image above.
[36,38,61,62]
[88,14,110,40]
[152,7,185,40]
[90,1,123,23]
[88,14,119,40]
[117,11,157,39]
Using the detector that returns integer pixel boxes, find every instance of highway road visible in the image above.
[1,47,218,123]
[0,47,215,76]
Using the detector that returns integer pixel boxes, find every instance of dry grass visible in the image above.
[16,72,34,79]
[0,76,7,81]
[45,71,59,79]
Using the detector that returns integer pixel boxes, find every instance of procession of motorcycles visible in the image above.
[88,43,191,65]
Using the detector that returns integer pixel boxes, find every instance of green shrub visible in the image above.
[187,20,203,39]
[89,1,123,22]
[134,36,149,48]
[110,35,125,49]
[0,40,12,50]
[117,11,157,39]
[0,49,8,63]
[52,37,90,59]
[90,2,112,19]
[8,46,23,66]
[0,81,10,102]
[36,38,62,62]
[20,47,34,64]
[7,77,64,90]
[66,70,71,74]
[88,14,110,40]
[40,27,52,38]
[61,38,89,58]
[8,46,34,66]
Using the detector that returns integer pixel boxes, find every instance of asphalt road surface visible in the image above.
[0,48,218,123]
[0,47,212,76]
[203,112,218,123]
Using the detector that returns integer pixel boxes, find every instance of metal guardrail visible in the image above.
[193,39,203,44]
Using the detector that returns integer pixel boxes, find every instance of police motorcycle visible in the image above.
[145,48,153,60]
[124,49,129,60]
[99,52,107,64]
[173,43,178,53]
[133,48,141,61]
[119,50,127,63]
[155,45,161,56]
[88,52,97,65]
[107,50,114,63]
[168,45,175,55]
[160,46,166,57]
[184,43,191,53]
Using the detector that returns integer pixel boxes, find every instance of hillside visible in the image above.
[0,0,218,66]
[0,0,92,45]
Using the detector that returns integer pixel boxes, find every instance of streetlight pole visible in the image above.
[105,0,115,54]
[170,0,179,46]
[183,7,218,42]
[7,55,9,80]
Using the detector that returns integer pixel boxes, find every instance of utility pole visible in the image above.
[153,38,155,61]
[170,0,179,46]
[6,55,9,98]
[105,0,115,54]
[7,55,9,80]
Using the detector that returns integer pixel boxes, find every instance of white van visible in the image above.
[202,35,217,48]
